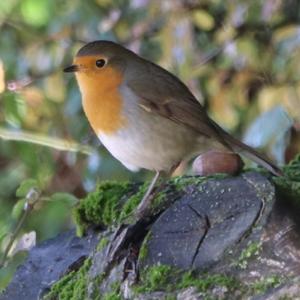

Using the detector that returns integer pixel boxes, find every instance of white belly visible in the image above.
[98,114,198,172]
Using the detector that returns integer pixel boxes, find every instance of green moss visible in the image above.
[165,296,176,300]
[118,182,168,223]
[170,174,228,192]
[44,257,122,300]
[178,271,240,293]
[102,282,121,300]
[273,153,300,203]
[250,275,282,294]
[43,259,284,300]
[72,173,234,236]
[102,292,122,300]
[44,258,92,300]
[89,273,107,300]
[116,181,170,223]
[73,180,167,235]
[170,176,206,192]
[135,265,239,296]
[149,190,168,213]
[139,232,152,261]
[237,242,262,269]
[118,182,148,222]
[278,296,294,300]
[134,263,268,298]
[97,237,109,251]
[72,181,131,236]
[135,265,176,293]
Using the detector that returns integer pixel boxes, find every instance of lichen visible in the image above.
[43,258,92,300]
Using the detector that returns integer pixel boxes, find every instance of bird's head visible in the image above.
[64,40,137,92]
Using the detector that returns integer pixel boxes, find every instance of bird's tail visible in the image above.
[211,120,283,176]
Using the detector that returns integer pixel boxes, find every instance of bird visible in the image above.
[64,40,282,216]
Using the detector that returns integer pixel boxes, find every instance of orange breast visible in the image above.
[75,62,126,135]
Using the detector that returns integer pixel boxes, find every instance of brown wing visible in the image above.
[127,59,282,176]
[127,59,231,146]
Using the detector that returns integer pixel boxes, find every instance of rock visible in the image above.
[141,172,271,269]
[253,277,300,300]
[0,229,99,300]
[134,291,171,300]
[2,171,300,300]
[177,287,202,300]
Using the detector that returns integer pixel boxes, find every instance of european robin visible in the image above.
[64,40,281,215]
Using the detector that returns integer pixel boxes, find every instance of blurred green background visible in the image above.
[0,0,300,291]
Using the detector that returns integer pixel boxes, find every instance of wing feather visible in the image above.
[126,58,281,176]
[127,60,230,144]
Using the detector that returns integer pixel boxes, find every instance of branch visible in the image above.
[0,127,94,155]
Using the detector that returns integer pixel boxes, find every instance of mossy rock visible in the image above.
[3,156,300,300]
[43,258,92,300]
[72,181,135,236]
[72,174,232,237]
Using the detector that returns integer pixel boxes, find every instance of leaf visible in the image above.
[20,0,52,27]
[11,231,36,255]
[16,179,39,198]
[273,25,300,43]
[11,199,26,220]
[49,192,79,206]
[3,93,24,126]
[243,106,293,164]
[192,10,215,31]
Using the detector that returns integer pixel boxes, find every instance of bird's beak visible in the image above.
[63,65,79,73]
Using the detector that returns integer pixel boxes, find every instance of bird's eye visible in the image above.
[95,59,106,68]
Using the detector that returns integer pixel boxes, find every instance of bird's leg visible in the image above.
[136,162,181,218]
[136,170,162,218]
[106,171,162,271]
[107,164,180,274]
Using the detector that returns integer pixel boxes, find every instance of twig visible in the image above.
[0,127,94,155]
[0,189,40,268]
